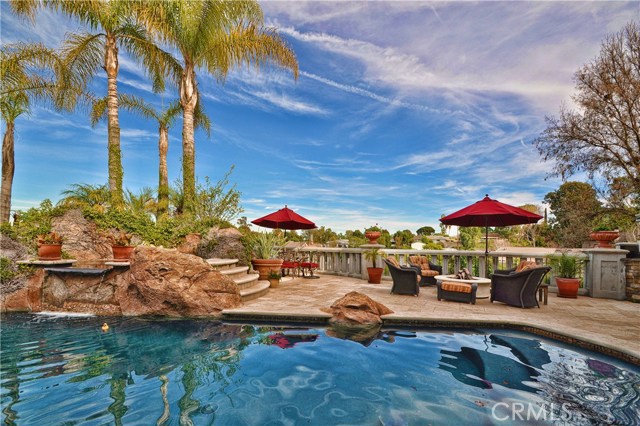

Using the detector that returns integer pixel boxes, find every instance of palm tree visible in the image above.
[59,183,110,213]
[91,94,211,218]
[0,42,70,222]
[11,0,179,209]
[138,0,299,215]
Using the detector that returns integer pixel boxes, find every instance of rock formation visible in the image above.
[52,209,112,261]
[1,246,242,317]
[322,291,393,325]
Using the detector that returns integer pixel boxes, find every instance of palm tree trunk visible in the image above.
[180,62,198,215]
[157,124,169,218]
[1,121,15,223]
[105,32,124,209]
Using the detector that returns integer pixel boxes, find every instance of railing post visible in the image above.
[584,248,628,300]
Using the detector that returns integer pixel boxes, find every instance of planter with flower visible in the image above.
[107,231,135,262]
[37,232,64,260]
[364,225,382,245]
[363,247,385,284]
[267,270,282,288]
[248,232,284,280]
[547,251,585,298]
[589,215,620,248]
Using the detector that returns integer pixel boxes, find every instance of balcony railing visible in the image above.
[292,247,592,293]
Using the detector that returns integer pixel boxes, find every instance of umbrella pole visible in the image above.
[484,223,489,277]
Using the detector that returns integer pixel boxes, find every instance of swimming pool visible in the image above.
[1,314,638,425]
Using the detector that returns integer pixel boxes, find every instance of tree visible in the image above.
[416,226,435,236]
[141,0,299,214]
[92,95,211,218]
[544,181,601,247]
[11,0,177,209]
[1,42,71,222]
[534,22,640,199]
[59,183,110,213]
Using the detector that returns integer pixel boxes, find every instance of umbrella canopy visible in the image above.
[251,205,316,230]
[440,194,543,254]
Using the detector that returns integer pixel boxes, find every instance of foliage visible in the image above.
[304,226,338,245]
[534,22,640,202]
[393,229,414,249]
[547,251,584,279]
[365,225,381,232]
[267,270,281,280]
[420,237,444,250]
[106,231,133,246]
[363,247,384,268]
[416,226,435,236]
[459,227,482,250]
[544,181,601,247]
[37,231,64,245]
[11,199,65,246]
[246,232,284,259]
[59,183,110,213]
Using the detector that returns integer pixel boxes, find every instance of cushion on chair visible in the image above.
[515,260,538,273]
[422,270,439,277]
[441,281,472,293]
[387,256,401,268]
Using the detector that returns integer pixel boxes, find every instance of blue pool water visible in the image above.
[1,314,639,425]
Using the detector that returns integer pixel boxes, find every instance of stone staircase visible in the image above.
[206,258,269,302]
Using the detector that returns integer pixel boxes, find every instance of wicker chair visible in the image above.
[408,255,443,286]
[383,258,420,296]
[490,266,551,308]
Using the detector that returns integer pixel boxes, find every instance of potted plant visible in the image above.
[37,231,64,260]
[364,225,382,245]
[248,232,284,280]
[590,218,620,248]
[547,251,584,298]
[107,231,135,262]
[363,247,384,284]
[267,270,281,288]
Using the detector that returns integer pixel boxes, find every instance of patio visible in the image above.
[222,274,640,365]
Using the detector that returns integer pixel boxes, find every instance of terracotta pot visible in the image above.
[38,244,62,261]
[365,231,381,244]
[367,267,383,284]
[251,259,284,280]
[268,278,280,288]
[112,245,135,262]
[589,231,620,248]
[556,277,580,298]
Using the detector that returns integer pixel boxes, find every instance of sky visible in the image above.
[1,1,638,234]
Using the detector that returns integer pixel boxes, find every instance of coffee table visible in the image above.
[434,275,492,299]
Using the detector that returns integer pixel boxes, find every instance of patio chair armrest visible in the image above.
[429,263,443,274]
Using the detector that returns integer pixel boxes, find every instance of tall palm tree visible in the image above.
[0,42,70,222]
[92,94,211,218]
[11,0,179,209]
[138,0,299,215]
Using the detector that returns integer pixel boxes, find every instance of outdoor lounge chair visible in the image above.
[490,266,551,308]
[383,257,420,296]
[408,255,443,286]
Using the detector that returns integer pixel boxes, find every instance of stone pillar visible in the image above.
[624,258,640,303]
[584,249,628,300]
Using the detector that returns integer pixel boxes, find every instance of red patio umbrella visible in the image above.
[440,194,543,256]
[251,205,316,230]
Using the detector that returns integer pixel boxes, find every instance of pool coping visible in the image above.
[221,310,640,366]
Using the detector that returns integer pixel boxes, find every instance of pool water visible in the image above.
[1,314,639,425]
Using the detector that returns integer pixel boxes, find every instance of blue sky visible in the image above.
[2,1,638,234]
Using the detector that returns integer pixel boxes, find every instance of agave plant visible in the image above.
[248,232,284,259]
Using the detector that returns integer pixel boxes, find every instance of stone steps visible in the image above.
[207,258,268,303]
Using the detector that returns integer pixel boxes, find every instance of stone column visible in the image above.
[584,248,628,300]
[624,258,640,303]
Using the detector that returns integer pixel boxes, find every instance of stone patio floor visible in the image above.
[222,274,640,364]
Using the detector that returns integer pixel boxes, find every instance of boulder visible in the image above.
[118,246,242,316]
[177,233,201,255]
[195,227,245,261]
[52,209,112,261]
[322,291,393,326]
